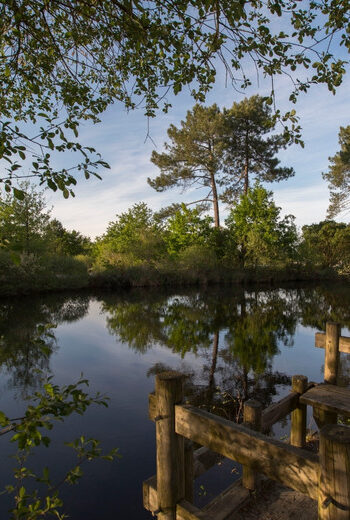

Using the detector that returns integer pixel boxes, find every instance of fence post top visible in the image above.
[320,424,350,444]
[326,321,340,329]
[292,374,308,382]
[156,371,184,382]
[244,399,262,409]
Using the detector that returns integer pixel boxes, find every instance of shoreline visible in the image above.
[0,265,345,298]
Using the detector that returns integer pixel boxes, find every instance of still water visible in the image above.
[0,283,349,519]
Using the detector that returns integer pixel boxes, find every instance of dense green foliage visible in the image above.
[226,184,298,267]
[301,220,350,272]
[0,183,90,295]
[1,0,349,196]
[323,126,350,217]
[149,98,293,227]
[1,179,350,295]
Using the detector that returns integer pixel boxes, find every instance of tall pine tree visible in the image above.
[148,97,293,227]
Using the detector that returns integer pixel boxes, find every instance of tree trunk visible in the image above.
[209,172,220,228]
[244,130,249,195]
[208,331,219,389]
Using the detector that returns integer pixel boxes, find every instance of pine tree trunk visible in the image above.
[244,130,249,195]
[210,171,220,228]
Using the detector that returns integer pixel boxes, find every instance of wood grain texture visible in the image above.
[291,375,308,448]
[315,332,350,354]
[176,500,212,520]
[300,384,350,417]
[175,404,319,500]
[143,475,158,512]
[156,372,185,520]
[243,399,262,490]
[202,478,249,519]
[262,392,299,432]
[318,424,350,520]
[324,322,340,385]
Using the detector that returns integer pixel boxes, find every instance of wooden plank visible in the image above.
[143,475,158,512]
[175,405,319,500]
[202,478,250,519]
[262,392,299,432]
[176,500,212,520]
[300,384,350,417]
[154,386,304,433]
[315,332,350,354]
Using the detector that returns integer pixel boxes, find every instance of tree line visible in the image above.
[1,180,350,296]
[1,96,349,294]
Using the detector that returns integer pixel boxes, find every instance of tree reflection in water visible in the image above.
[0,293,89,396]
[101,287,298,421]
[102,284,350,422]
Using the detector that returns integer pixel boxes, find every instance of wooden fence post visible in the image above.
[184,439,194,503]
[313,322,341,429]
[242,399,262,490]
[324,322,340,385]
[291,375,308,448]
[318,424,350,520]
[156,371,185,520]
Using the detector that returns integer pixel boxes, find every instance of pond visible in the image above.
[0,283,349,519]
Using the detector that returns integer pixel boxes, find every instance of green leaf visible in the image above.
[13,188,25,200]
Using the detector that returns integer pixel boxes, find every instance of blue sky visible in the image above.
[47,59,350,239]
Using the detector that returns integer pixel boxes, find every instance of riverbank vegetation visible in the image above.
[1,181,350,296]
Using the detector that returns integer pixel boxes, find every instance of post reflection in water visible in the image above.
[0,284,349,518]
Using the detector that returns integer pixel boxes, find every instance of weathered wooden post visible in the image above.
[324,322,340,385]
[184,439,194,503]
[156,371,185,520]
[313,322,341,428]
[291,375,308,448]
[318,424,350,520]
[242,399,262,490]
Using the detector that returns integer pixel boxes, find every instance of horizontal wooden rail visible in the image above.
[175,404,319,500]
[261,392,299,432]
[145,479,250,520]
[177,500,212,520]
[177,477,250,520]
[151,389,303,434]
[315,332,350,353]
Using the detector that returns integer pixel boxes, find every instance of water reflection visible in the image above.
[99,286,311,421]
[0,293,89,395]
[1,283,349,404]
[0,284,350,519]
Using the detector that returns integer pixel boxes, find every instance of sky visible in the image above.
[46,52,350,239]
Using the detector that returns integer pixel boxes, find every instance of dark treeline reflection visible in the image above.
[0,293,89,395]
[99,283,350,421]
[1,284,350,407]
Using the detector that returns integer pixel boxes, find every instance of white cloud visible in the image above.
[46,58,350,237]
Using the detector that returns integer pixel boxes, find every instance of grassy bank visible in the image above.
[0,250,89,296]
[0,251,342,297]
[89,263,340,289]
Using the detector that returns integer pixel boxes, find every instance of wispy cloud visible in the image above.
[46,59,350,237]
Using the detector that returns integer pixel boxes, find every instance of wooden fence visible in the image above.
[143,322,350,520]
